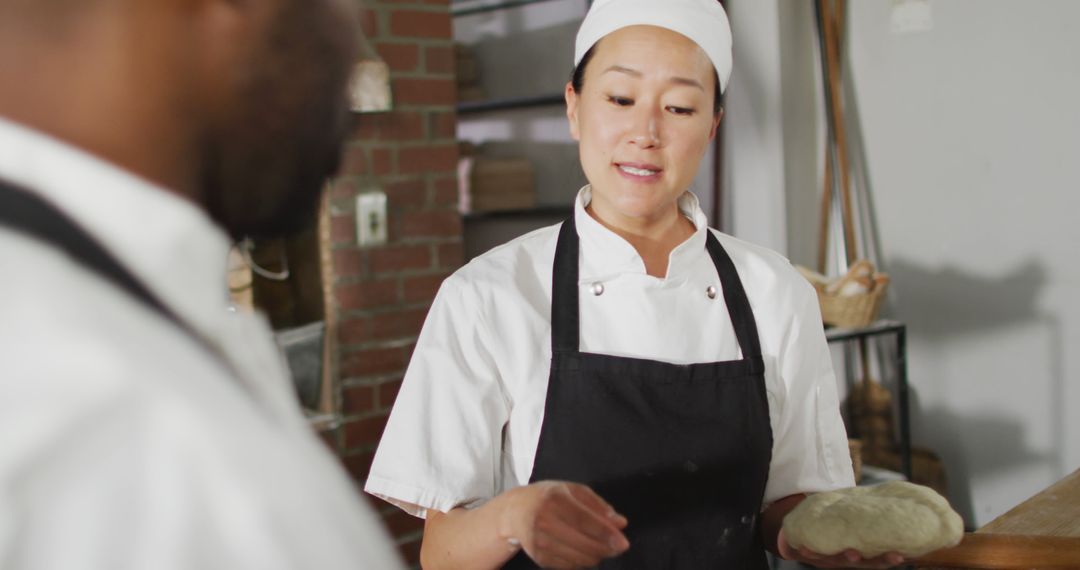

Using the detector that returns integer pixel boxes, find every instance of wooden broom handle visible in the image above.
[822,0,858,265]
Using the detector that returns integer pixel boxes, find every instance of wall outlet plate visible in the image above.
[356,191,388,247]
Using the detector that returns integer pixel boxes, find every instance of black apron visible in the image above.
[505,217,774,569]
[0,178,223,365]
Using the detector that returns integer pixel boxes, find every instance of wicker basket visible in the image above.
[816,273,889,329]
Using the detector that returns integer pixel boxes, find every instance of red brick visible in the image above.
[393,77,456,106]
[343,449,376,481]
[330,214,356,245]
[403,341,419,361]
[343,414,390,450]
[371,308,429,341]
[342,345,406,378]
[429,111,457,140]
[399,539,422,566]
[431,175,459,207]
[333,249,364,278]
[378,378,405,409]
[359,8,377,37]
[375,42,420,72]
[329,177,359,200]
[399,144,458,175]
[384,178,426,206]
[372,148,395,176]
[425,45,454,74]
[342,384,377,415]
[403,272,449,303]
[339,146,367,176]
[389,10,451,39]
[354,111,425,142]
[401,209,462,239]
[383,509,425,537]
[338,316,374,346]
[370,244,432,274]
[436,242,464,269]
[336,279,399,311]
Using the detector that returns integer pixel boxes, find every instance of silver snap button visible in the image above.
[706,286,718,299]
[592,282,605,296]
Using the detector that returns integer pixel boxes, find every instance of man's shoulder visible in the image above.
[0,228,225,387]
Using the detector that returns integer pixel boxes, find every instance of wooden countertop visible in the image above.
[975,468,1080,537]
[918,468,1080,569]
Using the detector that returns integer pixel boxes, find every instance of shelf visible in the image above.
[452,0,565,17]
[457,93,565,115]
[304,411,340,432]
[824,319,904,343]
[462,205,573,221]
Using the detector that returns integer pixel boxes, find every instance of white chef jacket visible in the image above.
[367,186,855,519]
[0,117,403,570]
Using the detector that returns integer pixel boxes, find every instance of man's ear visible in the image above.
[565,81,581,142]
[184,0,260,111]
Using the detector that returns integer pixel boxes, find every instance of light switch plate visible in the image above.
[356,191,388,247]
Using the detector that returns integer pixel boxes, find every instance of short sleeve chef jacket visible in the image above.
[367,186,854,518]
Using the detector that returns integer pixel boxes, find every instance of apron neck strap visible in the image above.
[551,215,763,359]
[0,178,242,380]
[551,217,581,354]
[705,231,763,358]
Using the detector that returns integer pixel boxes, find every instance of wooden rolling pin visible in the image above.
[914,533,1080,569]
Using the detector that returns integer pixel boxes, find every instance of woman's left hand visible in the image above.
[776,528,906,568]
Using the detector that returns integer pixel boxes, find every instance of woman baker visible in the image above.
[367,0,905,567]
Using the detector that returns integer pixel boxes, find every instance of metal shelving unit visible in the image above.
[452,0,588,117]
[451,0,566,17]
[825,319,913,481]
[453,0,590,258]
[461,204,572,221]
[457,93,565,115]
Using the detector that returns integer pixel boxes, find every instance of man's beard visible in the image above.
[201,0,356,240]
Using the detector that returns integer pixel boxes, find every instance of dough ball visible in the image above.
[782,481,963,558]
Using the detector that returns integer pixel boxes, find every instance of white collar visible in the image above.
[0,116,234,338]
[573,185,710,281]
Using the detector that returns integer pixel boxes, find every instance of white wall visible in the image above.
[722,0,789,252]
[847,0,1080,526]
[726,0,1080,527]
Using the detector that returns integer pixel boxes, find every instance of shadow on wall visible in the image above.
[905,396,1049,526]
[886,257,1065,525]
[888,258,1046,334]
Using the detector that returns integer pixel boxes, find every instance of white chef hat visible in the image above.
[574,0,734,94]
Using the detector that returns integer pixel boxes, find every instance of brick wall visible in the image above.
[324,1,460,565]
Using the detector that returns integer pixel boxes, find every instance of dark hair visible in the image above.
[571,45,724,115]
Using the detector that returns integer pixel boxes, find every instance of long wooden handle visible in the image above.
[913,533,1080,569]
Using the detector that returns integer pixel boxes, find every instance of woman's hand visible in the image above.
[776,528,906,568]
[500,481,630,569]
